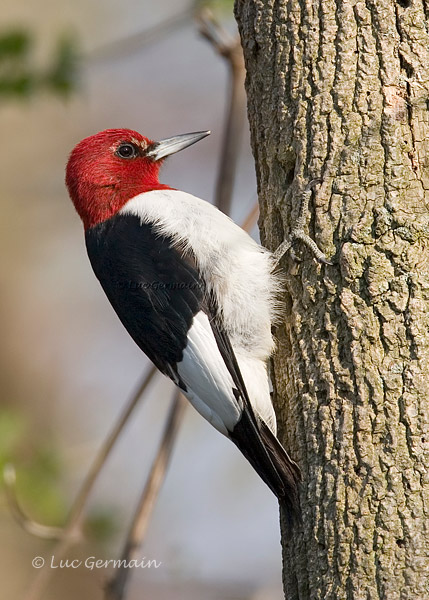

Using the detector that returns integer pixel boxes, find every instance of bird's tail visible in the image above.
[230,407,301,526]
[258,420,302,527]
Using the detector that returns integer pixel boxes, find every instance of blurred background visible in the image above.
[0,1,284,598]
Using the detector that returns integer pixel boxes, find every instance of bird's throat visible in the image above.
[73,181,172,230]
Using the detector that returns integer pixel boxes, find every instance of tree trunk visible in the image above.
[235,1,429,599]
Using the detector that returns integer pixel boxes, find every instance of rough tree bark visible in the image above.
[235,1,429,599]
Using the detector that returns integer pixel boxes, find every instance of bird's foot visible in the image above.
[272,179,332,268]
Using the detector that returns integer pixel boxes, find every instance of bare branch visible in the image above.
[241,200,259,233]
[197,9,246,215]
[88,8,194,62]
[21,365,158,600]
[197,8,237,55]
[67,365,158,527]
[105,391,186,600]
[3,464,63,540]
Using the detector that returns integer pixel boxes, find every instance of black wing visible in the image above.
[85,214,204,384]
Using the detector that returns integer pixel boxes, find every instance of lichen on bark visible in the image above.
[235,1,429,598]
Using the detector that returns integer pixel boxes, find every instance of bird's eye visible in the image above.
[116,143,139,159]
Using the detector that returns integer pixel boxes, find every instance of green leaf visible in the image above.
[14,445,66,525]
[0,409,26,462]
[0,30,31,57]
[44,35,79,97]
[0,29,79,100]
[85,508,118,543]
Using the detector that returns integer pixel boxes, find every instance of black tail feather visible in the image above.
[259,420,302,527]
[229,407,301,525]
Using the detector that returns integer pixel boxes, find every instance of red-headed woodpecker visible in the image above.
[65,129,301,521]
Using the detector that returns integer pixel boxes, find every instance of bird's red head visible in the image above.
[65,128,210,229]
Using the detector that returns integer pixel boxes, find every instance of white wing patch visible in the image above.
[234,354,277,434]
[177,311,242,435]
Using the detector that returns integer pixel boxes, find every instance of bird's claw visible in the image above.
[273,181,333,267]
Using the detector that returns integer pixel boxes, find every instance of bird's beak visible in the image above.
[146,131,210,161]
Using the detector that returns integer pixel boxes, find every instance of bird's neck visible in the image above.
[74,181,172,230]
